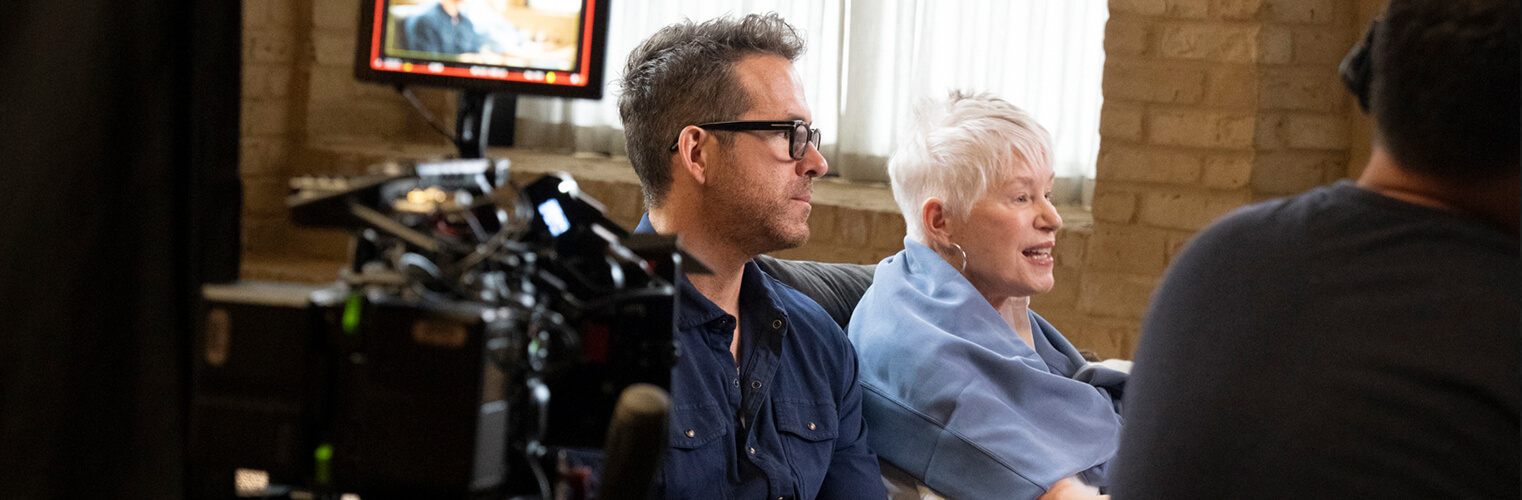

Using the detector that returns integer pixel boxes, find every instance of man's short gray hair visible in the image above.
[617,13,806,207]
[887,91,1053,242]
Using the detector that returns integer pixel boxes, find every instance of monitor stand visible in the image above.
[455,90,518,159]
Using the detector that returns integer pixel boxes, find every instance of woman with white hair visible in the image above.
[848,92,1125,500]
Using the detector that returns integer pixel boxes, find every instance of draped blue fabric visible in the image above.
[848,238,1125,499]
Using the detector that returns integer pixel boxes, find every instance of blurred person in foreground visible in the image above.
[618,13,887,500]
[1111,0,1519,498]
[849,91,1126,500]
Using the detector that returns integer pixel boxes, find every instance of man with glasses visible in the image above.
[618,12,886,500]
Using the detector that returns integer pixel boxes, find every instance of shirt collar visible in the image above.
[635,212,656,234]
[634,213,789,331]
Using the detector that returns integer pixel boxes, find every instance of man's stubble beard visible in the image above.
[705,151,812,257]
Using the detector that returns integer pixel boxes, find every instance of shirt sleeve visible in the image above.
[816,339,889,500]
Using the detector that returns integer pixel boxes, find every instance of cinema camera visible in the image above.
[190,158,688,499]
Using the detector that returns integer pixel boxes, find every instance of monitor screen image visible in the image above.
[355,0,608,99]
[537,198,572,237]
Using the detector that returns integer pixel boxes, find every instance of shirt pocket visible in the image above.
[665,404,729,499]
[774,398,838,487]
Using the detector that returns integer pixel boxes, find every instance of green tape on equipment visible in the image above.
[314,443,334,485]
[342,293,363,335]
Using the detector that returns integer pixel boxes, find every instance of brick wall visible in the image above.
[239,0,1385,358]
[1029,0,1385,357]
[240,0,456,279]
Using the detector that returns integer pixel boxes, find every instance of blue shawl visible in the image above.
[848,239,1125,499]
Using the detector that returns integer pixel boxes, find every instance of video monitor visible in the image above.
[355,0,609,99]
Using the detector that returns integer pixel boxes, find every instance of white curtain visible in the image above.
[515,0,842,157]
[516,0,1107,191]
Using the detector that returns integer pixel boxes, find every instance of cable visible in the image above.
[526,447,552,500]
[523,376,554,500]
[395,85,458,143]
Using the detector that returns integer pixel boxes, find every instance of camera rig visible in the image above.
[189,159,691,499]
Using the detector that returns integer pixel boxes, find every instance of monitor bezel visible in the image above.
[353,0,609,100]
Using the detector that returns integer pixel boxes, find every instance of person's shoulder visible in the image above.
[1174,184,1353,267]
[754,255,875,330]
[762,271,843,329]
[1200,181,1516,266]
[405,5,444,31]
[1193,193,1301,244]
[757,266,851,346]
[412,3,444,20]
[1211,181,1364,226]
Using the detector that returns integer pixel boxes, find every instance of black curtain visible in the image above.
[0,0,241,498]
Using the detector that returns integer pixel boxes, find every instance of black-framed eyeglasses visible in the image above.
[667,120,822,161]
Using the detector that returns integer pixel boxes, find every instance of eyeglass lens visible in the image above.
[790,123,821,160]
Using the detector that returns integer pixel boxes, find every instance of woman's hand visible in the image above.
[1037,477,1109,500]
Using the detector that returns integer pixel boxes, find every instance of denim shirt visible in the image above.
[636,216,885,500]
[401,2,484,54]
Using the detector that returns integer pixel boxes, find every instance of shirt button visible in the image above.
[771,319,783,329]
[751,381,762,389]
[733,378,740,387]
[807,422,816,430]
[748,447,756,455]
[685,429,695,438]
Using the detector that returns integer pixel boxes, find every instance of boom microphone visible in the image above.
[597,383,671,500]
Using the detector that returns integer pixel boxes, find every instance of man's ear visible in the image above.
[673,125,712,186]
[920,197,951,244]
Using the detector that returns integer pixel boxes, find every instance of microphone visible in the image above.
[597,383,671,500]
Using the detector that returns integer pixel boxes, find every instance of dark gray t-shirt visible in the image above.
[1112,181,1519,499]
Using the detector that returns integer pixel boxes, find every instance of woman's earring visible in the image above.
[951,243,968,273]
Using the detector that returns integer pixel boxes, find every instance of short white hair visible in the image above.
[887,91,1053,242]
